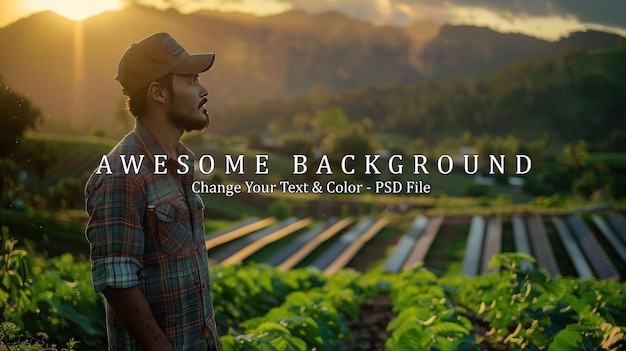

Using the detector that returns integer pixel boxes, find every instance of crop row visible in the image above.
[2,228,625,350]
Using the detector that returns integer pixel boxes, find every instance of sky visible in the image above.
[1,0,625,41]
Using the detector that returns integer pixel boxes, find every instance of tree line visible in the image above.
[2,46,626,209]
[211,47,626,152]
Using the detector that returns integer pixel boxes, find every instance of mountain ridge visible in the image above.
[0,5,623,128]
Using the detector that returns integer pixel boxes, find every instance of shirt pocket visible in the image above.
[152,197,192,255]
[195,194,205,232]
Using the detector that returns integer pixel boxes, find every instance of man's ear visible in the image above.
[148,82,167,103]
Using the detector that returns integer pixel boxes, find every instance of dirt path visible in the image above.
[342,295,394,351]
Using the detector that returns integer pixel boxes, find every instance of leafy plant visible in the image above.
[0,227,32,317]
[385,268,478,350]
[1,228,106,349]
[2,231,625,351]
[451,253,626,350]
[219,268,370,350]
[18,253,106,348]
[0,321,79,351]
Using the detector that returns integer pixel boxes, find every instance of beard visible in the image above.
[168,109,210,132]
[166,101,210,132]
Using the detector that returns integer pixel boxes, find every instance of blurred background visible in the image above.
[1,0,624,248]
[1,1,626,349]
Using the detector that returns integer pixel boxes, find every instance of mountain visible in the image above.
[417,25,625,78]
[0,5,623,129]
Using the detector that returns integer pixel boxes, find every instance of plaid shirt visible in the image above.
[85,119,221,350]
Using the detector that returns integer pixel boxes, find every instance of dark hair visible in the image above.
[125,74,173,117]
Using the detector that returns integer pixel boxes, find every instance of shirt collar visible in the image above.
[134,118,196,162]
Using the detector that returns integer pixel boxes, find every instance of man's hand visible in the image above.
[103,286,174,351]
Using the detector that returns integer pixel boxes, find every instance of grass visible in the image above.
[21,133,115,188]
[0,210,89,259]
[204,218,243,234]
[422,217,471,275]
[201,194,266,219]
[587,153,626,166]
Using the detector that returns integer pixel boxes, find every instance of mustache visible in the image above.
[198,98,208,109]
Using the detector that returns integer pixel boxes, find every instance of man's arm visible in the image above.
[103,286,174,351]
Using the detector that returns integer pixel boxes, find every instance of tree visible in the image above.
[269,200,292,220]
[21,140,60,183]
[0,158,19,207]
[291,112,310,132]
[310,107,350,140]
[563,140,588,169]
[247,130,263,150]
[46,176,85,210]
[280,135,314,157]
[0,80,41,157]
[572,170,599,198]
[330,123,377,183]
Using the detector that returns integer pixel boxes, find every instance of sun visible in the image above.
[24,0,124,21]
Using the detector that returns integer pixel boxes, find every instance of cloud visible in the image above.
[285,0,624,26]
[121,0,626,39]
[411,0,626,28]
[123,0,289,15]
[274,0,626,39]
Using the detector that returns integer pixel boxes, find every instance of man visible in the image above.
[85,32,222,350]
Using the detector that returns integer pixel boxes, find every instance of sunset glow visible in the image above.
[24,0,123,21]
[175,0,290,17]
[0,0,624,41]
[449,6,589,41]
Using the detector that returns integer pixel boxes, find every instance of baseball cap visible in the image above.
[115,32,215,96]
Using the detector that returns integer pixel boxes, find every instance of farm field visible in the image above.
[5,134,626,281]
[3,218,625,350]
[1,26,625,349]
[205,212,626,281]
[3,134,626,349]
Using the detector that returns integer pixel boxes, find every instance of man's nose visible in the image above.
[199,83,208,97]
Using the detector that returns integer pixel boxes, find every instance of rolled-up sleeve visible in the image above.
[91,256,143,292]
[85,175,146,293]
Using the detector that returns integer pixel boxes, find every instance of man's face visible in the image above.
[166,74,210,132]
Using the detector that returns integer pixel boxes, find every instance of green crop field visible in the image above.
[22,133,116,187]
[4,132,625,350]
[2,238,625,350]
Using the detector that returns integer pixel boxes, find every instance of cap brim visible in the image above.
[171,53,215,75]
